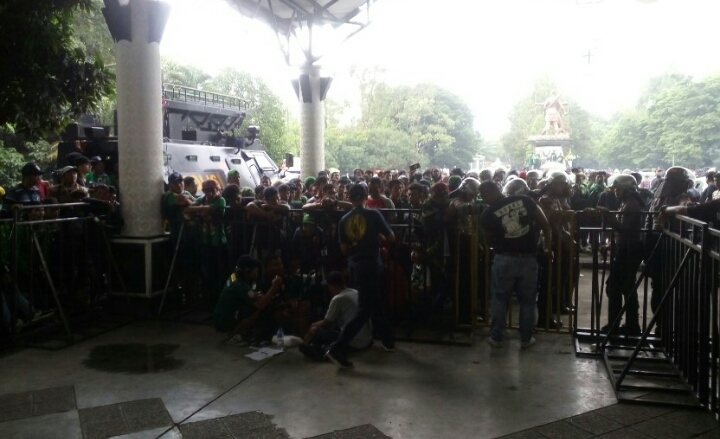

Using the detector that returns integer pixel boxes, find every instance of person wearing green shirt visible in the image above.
[163,172,194,243]
[190,180,227,307]
[163,172,198,299]
[213,255,282,341]
[86,157,115,188]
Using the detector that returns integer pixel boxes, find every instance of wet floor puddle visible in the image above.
[83,343,184,374]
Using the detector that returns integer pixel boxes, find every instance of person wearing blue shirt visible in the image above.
[2,163,43,215]
[326,184,396,369]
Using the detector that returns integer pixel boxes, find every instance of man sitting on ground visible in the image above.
[300,271,373,360]
[212,255,282,346]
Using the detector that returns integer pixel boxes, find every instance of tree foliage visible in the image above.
[72,0,115,66]
[327,67,483,171]
[0,0,115,140]
[161,58,211,89]
[204,68,288,162]
[597,73,720,169]
[0,128,55,187]
[325,126,421,172]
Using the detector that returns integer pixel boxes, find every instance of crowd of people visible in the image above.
[0,156,122,340]
[2,152,716,366]
[162,163,611,366]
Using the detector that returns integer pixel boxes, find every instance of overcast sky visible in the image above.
[160,0,720,141]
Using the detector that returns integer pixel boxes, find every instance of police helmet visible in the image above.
[458,177,481,195]
[548,171,569,185]
[664,166,693,182]
[611,174,637,191]
[526,170,542,180]
[503,178,529,196]
[479,168,493,181]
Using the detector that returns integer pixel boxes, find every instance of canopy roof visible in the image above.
[226,0,372,37]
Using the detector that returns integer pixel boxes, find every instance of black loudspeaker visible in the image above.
[84,126,107,139]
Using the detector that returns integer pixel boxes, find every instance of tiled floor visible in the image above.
[500,403,720,439]
[308,425,392,439]
[78,398,173,439]
[0,385,76,423]
[0,318,716,439]
[178,412,289,438]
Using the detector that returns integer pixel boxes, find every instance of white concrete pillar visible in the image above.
[113,0,166,237]
[296,63,332,177]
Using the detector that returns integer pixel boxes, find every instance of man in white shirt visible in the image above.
[300,271,372,360]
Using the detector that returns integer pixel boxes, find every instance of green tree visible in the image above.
[350,65,387,130]
[0,128,55,187]
[325,126,421,173]
[594,72,720,169]
[72,0,115,66]
[161,58,211,89]
[0,141,26,188]
[204,68,288,162]
[283,117,301,156]
[0,0,115,139]
[359,82,481,168]
[636,72,692,111]
[597,110,654,168]
[644,74,720,167]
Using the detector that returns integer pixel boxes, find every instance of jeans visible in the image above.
[490,254,538,342]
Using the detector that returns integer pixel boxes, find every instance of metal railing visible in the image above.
[1,203,128,348]
[157,205,583,341]
[574,211,720,416]
[162,84,249,110]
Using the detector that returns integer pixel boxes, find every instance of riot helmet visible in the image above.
[526,170,542,180]
[611,174,637,191]
[459,177,481,195]
[664,166,692,182]
[548,171,569,185]
[503,178,529,196]
[657,166,693,198]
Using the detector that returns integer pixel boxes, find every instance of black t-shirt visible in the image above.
[597,191,621,210]
[480,195,539,254]
[687,200,720,228]
[700,184,717,203]
[338,206,393,263]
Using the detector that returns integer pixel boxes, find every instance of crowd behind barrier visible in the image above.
[0,189,621,345]
[159,202,587,338]
[0,201,123,342]
[160,206,484,335]
[3,160,720,414]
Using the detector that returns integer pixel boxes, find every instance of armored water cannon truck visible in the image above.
[58,84,285,189]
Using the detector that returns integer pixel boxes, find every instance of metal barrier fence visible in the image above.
[0,203,129,348]
[2,201,608,348]
[158,207,482,343]
[158,206,583,341]
[575,212,720,416]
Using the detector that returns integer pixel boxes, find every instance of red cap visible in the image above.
[202,180,219,190]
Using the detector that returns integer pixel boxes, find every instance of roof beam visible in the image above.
[305,0,339,20]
